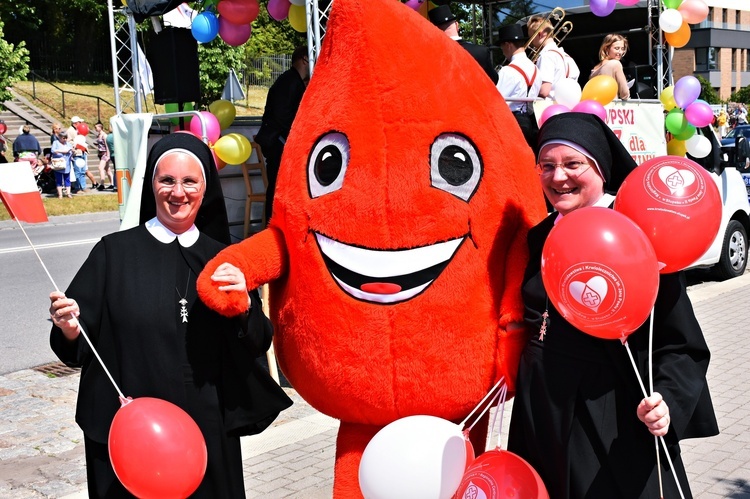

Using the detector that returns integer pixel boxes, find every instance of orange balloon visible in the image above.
[665,22,691,48]
[581,75,618,106]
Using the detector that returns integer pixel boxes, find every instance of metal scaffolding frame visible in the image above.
[107,0,148,115]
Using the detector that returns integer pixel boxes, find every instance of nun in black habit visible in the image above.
[507,113,719,498]
[49,133,292,498]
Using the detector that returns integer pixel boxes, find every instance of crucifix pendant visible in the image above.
[179,298,189,323]
[538,310,549,341]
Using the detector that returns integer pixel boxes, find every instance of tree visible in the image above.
[729,86,750,105]
[197,39,245,107]
[696,75,721,105]
[0,19,30,105]
[498,0,537,27]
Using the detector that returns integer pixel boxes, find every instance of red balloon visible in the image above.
[217,0,260,25]
[453,449,549,499]
[541,207,659,339]
[109,397,207,498]
[76,123,90,136]
[614,155,722,273]
[0,122,7,135]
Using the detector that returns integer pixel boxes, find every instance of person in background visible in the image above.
[50,122,64,145]
[94,122,113,191]
[496,23,541,148]
[48,133,292,498]
[717,108,728,138]
[255,45,309,225]
[0,120,7,163]
[526,14,580,99]
[50,132,73,199]
[428,4,499,85]
[13,125,42,167]
[105,125,117,191]
[590,34,630,100]
[507,112,719,498]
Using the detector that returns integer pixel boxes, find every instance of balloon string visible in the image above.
[459,376,505,430]
[16,219,125,400]
[623,340,685,499]
[648,309,664,499]
[488,383,508,450]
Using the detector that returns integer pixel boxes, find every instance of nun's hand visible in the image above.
[637,392,671,437]
[49,291,81,340]
[210,263,251,311]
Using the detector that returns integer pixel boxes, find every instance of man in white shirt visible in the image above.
[496,23,541,148]
[526,14,580,99]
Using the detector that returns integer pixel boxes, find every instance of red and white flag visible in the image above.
[0,162,48,224]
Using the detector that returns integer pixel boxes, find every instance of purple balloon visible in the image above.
[673,75,701,110]
[572,100,608,123]
[539,104,570,127]
[591,0,616,17]
[218,17,251,47]
[267,0,291,21]
[405,0,425,10]
[684,100,714,128]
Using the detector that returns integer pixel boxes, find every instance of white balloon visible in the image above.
[685,134,711,158]
[553,79,582,109]
[659,9,683,33]
[289,0,305,5]
[359,415,466,499]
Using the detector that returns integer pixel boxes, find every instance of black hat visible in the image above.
[428,5,456,26]
[537,112,637,194]
[139,133,231,244]
[496,24,527,43]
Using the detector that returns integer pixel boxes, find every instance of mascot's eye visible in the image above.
[430,133,482,201]
[308,132,350,198]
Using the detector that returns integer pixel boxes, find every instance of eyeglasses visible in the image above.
[155,176,203,193]
[535,160,591,179]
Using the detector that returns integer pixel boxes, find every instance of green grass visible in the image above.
[0,193,119,222]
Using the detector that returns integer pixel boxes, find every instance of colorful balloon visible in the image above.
[213,133,252,164]
[219,17,252,47]
[685,134,711,158]
[267,0,291,21]
[109,397,207,499]
[76,123,90,136]
[590,0,616,17]
[678,0,709,24]
[659,86,677,111]
[454,449,549,499]
[542,207,660,339]
[666,137,687,156]
[659,8,683,33]
[572,100,607,123]
[665,108,688,136]
[581,75,618,105]
[217,0,260,24]
[208,99,237,130]
[189,111,221,144]
[358,415,466,499]
[665,21,691,48]
[165,102,194,126]
[663,0,683,9]
[288,4,307,32]
[684,99,714,128]
[617,0,640,5]
[674,123,696,141]
[674,76,701,110]
[553,79,582,109]
[405,0,426,10]
[191,11,219,43]
[614,156,722,273]
[538,104,569,127]
[0,122,6,135]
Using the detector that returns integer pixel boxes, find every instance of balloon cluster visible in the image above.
[539,75,620,127]
[542,156,721,339]
[166,99,252,168]
[269,0,307,32]
[659,0,709,49]
[660,76,713,158]
[191,0,259,46]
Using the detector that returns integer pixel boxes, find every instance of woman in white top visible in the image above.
[589,34,630,100]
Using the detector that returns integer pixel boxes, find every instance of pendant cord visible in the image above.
[175,269,191,300]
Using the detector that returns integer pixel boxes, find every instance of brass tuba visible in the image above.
[524,7,573,63]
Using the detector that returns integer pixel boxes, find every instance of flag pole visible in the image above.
[16,219,126,400]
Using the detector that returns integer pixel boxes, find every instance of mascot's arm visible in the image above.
[496,218,534,397]
[197,227,288,317]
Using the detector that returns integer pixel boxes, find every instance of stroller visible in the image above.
[34,148,57,194]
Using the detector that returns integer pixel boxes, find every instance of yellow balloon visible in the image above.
[667,138,687,157]
[580,75,618,106]
[288,4,307,32]
[660,86,677,111]
[214,133,252,165]
[209,99,236,130]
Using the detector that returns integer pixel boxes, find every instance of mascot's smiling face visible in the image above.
[267,0,546,424]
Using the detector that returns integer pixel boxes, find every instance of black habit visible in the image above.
[51,225,292,497]
[507,213,719,499]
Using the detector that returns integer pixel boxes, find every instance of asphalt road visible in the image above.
[0,213,120,374]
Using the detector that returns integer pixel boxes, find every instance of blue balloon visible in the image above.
[191,12,219,44]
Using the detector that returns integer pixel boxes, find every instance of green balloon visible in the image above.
[674,124,696,141]
[663,0,682,9]
[165,102,194,126]
[665,108,688,135]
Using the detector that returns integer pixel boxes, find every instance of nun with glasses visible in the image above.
[507,113,719,498]
[48,133,292,498]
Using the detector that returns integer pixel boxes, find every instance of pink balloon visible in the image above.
[591,0,616,17]
[572,100,607,123]
[678,0,709,24]
[618,0,640,5]
[267,0,291,21]
[539,104,570,127]
[684,100,714,128]
[404,0,425,10]
[218,17,252,47]
[189,111,221,144]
